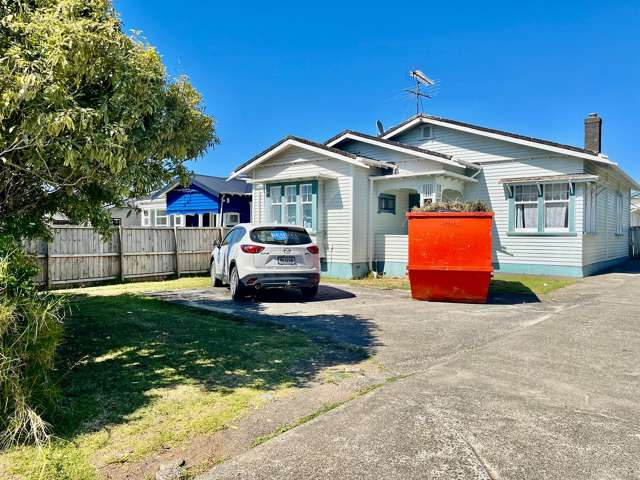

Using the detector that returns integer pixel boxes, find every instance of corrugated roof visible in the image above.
[325,129,453,160]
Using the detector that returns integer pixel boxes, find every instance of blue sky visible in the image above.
[114,0,640,180]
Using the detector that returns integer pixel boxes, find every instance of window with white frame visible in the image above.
[544,183,569,230]
[514,184,538,230]
[142,209,151,227]
[173,214,184,227]
[583,183,597,234]
[270,186,282,224]
[301,183,313,229]
[420,125,433,140]
[615,191,624,235]
[155,208,168,226]
[224,212,240,227]
[285,185,297,225]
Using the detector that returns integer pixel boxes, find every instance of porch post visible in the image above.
[368,178,375,273]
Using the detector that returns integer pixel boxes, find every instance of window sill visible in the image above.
[507,231,577,237]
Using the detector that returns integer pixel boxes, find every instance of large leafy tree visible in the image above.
[0,0,217,239]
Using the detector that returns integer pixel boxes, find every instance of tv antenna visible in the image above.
[406,70,436,114]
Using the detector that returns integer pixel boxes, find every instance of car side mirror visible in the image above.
[213,239,220,249]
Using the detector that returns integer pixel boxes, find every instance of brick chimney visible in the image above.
[584,113,602,153]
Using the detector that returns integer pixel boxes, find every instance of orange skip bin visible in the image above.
[406,212,494,303]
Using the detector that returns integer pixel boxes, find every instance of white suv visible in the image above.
[210,224,321,300]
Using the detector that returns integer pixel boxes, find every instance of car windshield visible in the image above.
[250,227,312,245]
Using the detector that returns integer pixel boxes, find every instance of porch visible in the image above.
[369,171,475,276]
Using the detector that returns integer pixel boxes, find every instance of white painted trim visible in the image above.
[246,174,336,184]
[228,138,382,180]
[325,132,462,169]
[369,170,478,183]
[383,117,616,165]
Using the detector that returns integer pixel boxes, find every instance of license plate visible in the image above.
[277,256,296,265]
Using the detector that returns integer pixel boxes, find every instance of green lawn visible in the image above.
[324,273,575,296]
[0,285,336,479]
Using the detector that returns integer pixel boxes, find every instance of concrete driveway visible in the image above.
[153,262,640,479]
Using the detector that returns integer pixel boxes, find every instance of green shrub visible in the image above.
[0,237,64,448]
[411,200,491,213]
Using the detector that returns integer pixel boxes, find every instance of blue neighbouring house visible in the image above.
[136,175,251,228]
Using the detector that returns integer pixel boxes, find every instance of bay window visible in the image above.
[509,182,576,235]
[266,181,317,231]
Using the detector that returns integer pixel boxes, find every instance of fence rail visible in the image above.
[631,227,640,258]
[23,226,225,288]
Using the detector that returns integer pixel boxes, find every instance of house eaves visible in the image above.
[324,130,471,171]
[228,135,395,180]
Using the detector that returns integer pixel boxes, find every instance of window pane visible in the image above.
[270,186,281,203]
[301,184,312,203]
[544,183,569,201]
[285,185,297,203]
[545,202,568,228]
[155,209,168,226]
[271,205,281,223]
[516,204,537,229]
[515,185,537,202]
[303,203,312,229]
[287,204,297,224]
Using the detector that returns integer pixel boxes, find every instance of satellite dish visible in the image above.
[410,70,434,86]
[376,120,385,136]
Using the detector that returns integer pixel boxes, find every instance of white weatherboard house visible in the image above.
[229,113,639,278]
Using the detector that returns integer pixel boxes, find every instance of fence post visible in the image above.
[119,226,126,282]
[46,239,54,289]
[174,226,181,278]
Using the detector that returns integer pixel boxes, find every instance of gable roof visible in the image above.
[382,114,615,164]
[381,114,640,189]
[228,135,395,180]
[324,130,470,170]
[151,174,251,200]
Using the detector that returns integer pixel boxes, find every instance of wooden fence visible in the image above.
[631,227,640,258]
[23,226,225,288]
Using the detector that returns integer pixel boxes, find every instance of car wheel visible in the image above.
[210,261,223,287]
[229,266,245,300]
[300,285,318,300]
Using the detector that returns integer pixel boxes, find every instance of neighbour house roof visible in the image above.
[323,130,471,171]
[498,173,599,185]
[228,135,396,180]
[151,174,251,200]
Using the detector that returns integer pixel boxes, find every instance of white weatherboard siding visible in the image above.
[251,146,358,265]
[251,183,264,223]
[582,163,630,265]
[374,234,408,262]
[463,157,585,268]
[351,166,371,265]
[395,125,549,164]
